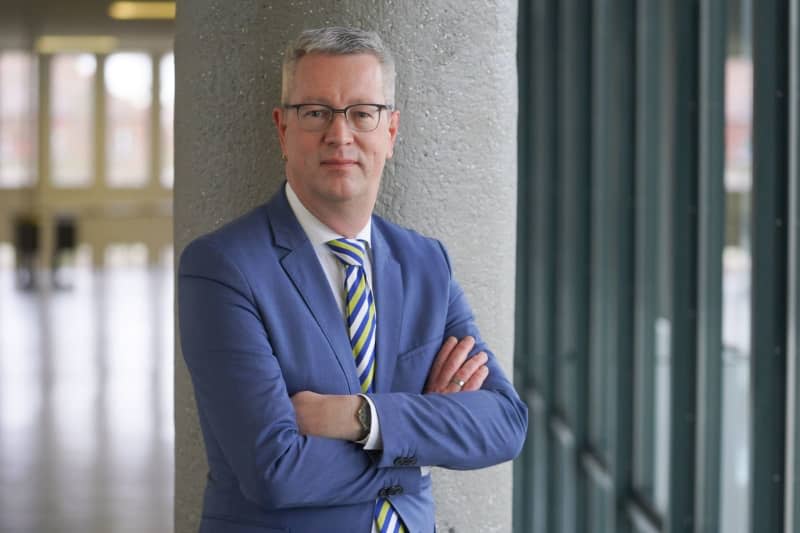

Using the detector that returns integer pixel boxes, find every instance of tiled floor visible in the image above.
[0,264,174,533]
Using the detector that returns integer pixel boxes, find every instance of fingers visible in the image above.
[425,336,459,392]
[461,364,489,392]
[437,336,475,388]
[424,335,493,394]
[444,351,488,393]
[425,336,489,394]
[428,336,474,393]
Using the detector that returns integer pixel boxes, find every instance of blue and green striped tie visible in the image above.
[326,238,407,533]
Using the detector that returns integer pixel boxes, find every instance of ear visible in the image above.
[273,107,288,157]
[386,110,400,159]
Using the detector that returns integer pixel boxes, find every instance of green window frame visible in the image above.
[513,0,798,532]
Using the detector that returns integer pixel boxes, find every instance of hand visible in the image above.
[291,391,363,441]
[424,336,489,394]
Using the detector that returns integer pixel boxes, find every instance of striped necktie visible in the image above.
[326,238,407,533]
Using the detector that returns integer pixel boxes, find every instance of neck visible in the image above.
[307,201,372,238]
[288,183,373,237]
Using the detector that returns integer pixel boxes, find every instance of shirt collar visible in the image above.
[285,181,372,249]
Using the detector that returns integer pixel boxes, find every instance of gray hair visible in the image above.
[280,27,396,106]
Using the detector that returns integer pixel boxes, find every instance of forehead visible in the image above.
[289,53,385,104]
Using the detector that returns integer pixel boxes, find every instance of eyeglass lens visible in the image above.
[296,104,382,132]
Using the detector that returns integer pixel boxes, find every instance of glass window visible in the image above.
[50,54,95,187]
[720,1,753,532]
[106,53,152,188]
[0,52,37,188]
[159,53,174,188]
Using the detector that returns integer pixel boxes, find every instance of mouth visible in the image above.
[321,158,359,168]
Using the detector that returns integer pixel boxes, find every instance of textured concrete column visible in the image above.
[174,2,518,532]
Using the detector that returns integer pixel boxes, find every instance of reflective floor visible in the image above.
[0,260,174,533]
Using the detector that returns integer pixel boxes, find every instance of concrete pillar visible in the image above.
[174,2,518,532]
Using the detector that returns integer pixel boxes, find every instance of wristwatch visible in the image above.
[356,397,372,441]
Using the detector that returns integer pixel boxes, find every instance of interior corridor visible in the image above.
[0,251,174,533]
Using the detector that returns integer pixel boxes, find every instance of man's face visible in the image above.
[273,53,399,219]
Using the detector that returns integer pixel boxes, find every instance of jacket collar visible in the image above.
[266,183,405,393]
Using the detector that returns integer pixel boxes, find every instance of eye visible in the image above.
[299,106,330,120]
[349,106,378,120]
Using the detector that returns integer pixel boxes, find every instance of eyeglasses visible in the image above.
[283,103,393,132]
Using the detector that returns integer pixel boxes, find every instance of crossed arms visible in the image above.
[291,335,491,442]
[179,237,528,511]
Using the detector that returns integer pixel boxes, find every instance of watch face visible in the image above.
[358,400,371,432]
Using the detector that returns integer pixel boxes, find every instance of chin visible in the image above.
[320,171,363,192]
[324,185,365,203]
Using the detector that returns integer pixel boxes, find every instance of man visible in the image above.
[179,27,527,533]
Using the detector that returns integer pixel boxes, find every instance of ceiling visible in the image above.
[0,0,175,51]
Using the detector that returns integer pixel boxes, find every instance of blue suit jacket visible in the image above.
[178,185,528,533]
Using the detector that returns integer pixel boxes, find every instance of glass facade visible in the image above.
[50,54,95,188]
[0,52,37,188]
[515,1,797,532]
[106,53,152,188]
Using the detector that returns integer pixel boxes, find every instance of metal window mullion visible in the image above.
[694,0,726,531]
[532,0,558,404]
[664,0,701,531]
[750,0,790,531]
[514,0,534,394]
[784,0,800,528]
[589,8,614,525]
[34,53,51,268]
[588,1,637,532]
[37,54,50,192]
[532,2,559,532]
[514,0,537,531]
[556,0,592,531]
[632,0,663,497]
[608,0,637,527]
[589,0,613,464]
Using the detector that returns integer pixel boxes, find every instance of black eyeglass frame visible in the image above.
[282,103,394,132]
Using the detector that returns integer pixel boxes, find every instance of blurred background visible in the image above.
[0,1,174,531]
[513,1,798,532]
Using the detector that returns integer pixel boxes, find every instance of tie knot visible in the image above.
[326,238,367,267]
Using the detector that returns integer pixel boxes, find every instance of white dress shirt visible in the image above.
[286,183,429,533]
[285,182,383,450]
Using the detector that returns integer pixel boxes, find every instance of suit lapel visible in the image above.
[371,221,404,393]
[267,186,360,394]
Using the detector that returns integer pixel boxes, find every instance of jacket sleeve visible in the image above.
[178,237,422,511]
[367,241,528,470]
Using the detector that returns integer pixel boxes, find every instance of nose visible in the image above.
[323,111,353,145]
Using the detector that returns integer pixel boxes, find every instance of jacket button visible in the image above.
[407,457,417,465]
[393,457,404,466]
[391,485,403,495]
[378,488,389,498]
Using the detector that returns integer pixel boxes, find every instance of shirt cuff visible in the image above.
[356,394,382,450]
